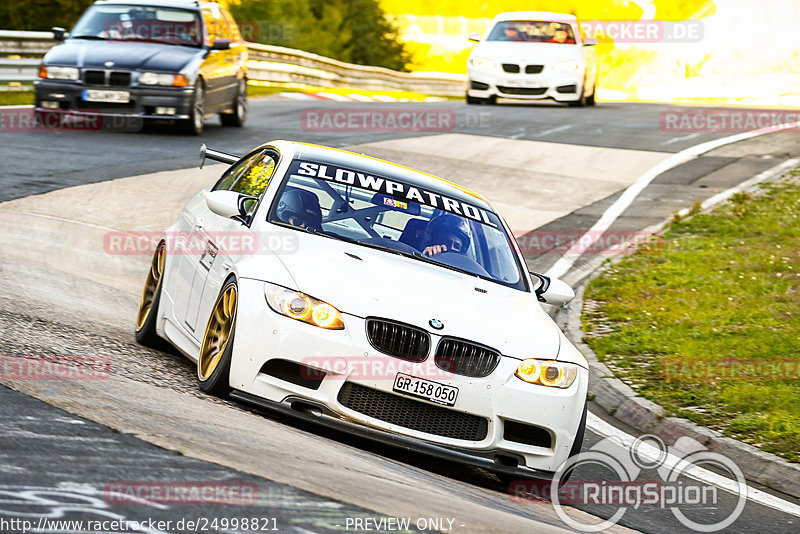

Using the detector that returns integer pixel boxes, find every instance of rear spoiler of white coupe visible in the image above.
[199,143,240,168]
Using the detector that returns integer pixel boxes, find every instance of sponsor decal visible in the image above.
[383,197,408,210]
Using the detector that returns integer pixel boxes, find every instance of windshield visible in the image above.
[487,20,576,44]
[268,159,527,290]
[71,4,202,46]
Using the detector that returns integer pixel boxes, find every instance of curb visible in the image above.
[556,165,800,499]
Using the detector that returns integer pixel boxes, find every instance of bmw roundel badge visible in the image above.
[429,319,444,330]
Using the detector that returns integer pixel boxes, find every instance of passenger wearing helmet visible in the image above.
[276,188,322,231]
[421,213,471,257]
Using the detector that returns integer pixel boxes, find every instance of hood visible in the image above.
[267,230,562,360]
[44,39,202,71]
[472,42,581,65]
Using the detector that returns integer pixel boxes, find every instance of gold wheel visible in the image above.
[136,243,166,331]
[198,282,237,381]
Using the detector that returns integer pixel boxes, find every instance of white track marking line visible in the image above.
[588,413,800,517]
[534,124,572,138]
[312,92,352,101]
[660,132,700,145]
[346,93,374,102]
[545,121,800,279]
[279,92,316,101]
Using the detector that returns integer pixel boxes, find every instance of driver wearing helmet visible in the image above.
[421,213,471,257]
[276,188,322,231]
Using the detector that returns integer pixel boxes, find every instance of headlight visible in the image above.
[554,60,580,73]
[139,72,188,87]
[469,57,496,70]
[515,359,578,388]
[264,282,344,330]
[39,66,79,80]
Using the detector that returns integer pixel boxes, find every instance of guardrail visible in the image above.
[0,29,466,96]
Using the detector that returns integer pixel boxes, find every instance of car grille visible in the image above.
[366,318,430,362]
[434,338,500,377]
[84,70,106,85]
[109,71,131,86]
[501,63,520,73]
[525,64,544,74]
[497,86,547,96]
[83,70,132,87]
[338,382,489,441]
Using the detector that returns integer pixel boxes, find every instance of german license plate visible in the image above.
[393,373,458,406]
[82,89,130,103]
[505,79,542,88]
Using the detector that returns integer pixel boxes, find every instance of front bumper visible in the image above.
[467,67,583,102]
[230,278,589,477]
[34,79,194,120]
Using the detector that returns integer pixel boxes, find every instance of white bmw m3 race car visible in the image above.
[135,140,588,480]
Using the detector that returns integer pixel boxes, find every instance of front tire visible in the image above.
[197,278,238,396]
[177,81,204,135]
[586,76,598,106]
[135,242,166,348]
[220,78,247,127]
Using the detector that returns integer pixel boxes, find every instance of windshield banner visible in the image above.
[290,160,497,227]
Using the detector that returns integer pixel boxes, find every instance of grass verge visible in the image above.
[583,173,800,462]
[0,90,34,106]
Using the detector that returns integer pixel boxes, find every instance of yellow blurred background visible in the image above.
[381,0,800,106]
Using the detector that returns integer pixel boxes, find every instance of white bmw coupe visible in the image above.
[466,11,598,106]
[135,140,588,480]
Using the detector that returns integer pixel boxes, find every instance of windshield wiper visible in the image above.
[71,35,107,40]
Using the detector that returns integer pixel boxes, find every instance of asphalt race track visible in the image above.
[1,97,799,533]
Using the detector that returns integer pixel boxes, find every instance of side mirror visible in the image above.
[468,32,481,43]
[530,272,575,307]
[205,190,257,221]
[52,27,68,42]
[210,38,231,50]
[583,37,598,46]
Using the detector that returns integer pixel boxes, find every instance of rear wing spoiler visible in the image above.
[200,143,240,168]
